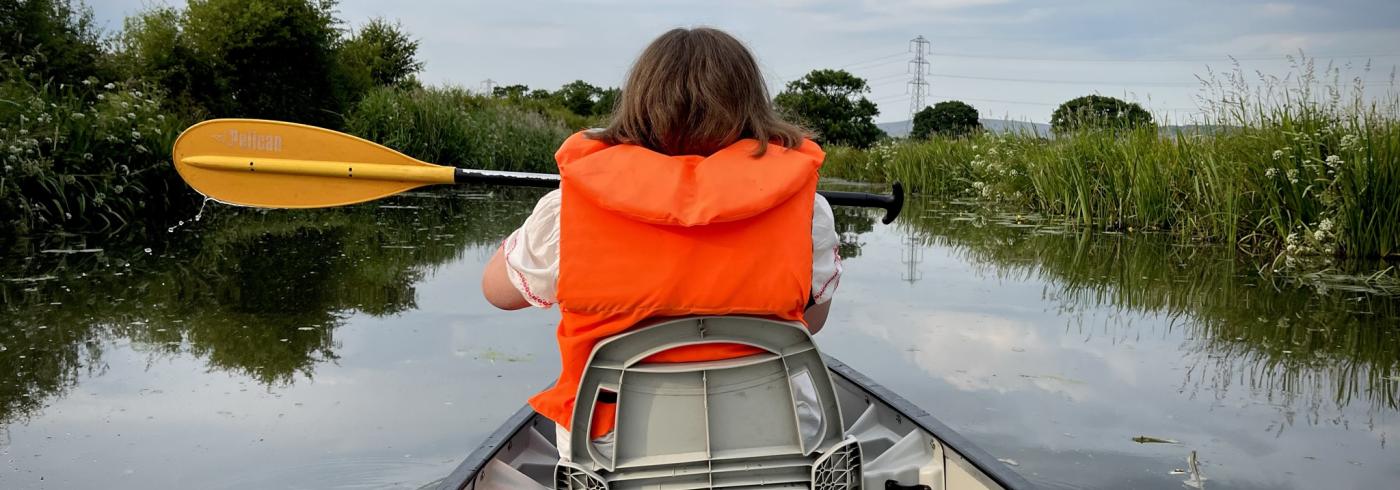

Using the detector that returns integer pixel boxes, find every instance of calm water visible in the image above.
[2,187,1397,489]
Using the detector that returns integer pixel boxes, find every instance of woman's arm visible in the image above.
[805,300,831,334]
[482,245,531,310]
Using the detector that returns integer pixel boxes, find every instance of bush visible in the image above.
[1050,95,1154,133]
[120,0,346,127]
[344,86,573,173]
[0,59,188,233]
[912,101,981,139]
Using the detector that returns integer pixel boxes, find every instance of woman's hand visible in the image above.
[482,245,531,310]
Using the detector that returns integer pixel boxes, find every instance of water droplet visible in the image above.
[195,198,211,221]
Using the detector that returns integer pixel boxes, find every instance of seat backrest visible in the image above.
[564,316,846,482]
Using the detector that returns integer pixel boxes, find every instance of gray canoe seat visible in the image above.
[556,316,862,489]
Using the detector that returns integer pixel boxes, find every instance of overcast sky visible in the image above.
[89,0,1400,124]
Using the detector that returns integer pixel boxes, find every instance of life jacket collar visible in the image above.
[555,132,824,226]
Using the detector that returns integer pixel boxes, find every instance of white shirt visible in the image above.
[503,190,842,308]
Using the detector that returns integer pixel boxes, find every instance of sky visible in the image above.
[88,0,1400,124]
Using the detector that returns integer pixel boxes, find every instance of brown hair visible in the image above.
[588,27,808,157]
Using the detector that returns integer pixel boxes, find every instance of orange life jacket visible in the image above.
[527,132,824,437]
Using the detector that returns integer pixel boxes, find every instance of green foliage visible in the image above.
[118,0,346,127]
[488,82,608,129]
[822,64,1400,261]
[492,84,530,99]
[554,79,607,117]
[1050,95,1154,133]
[0,59,188,233]
[0,0,111,85]
[335,17,423,99]
[912,100,981,139]
[774,69,884,148]
[344,86,573,173]
[595,87,620,117]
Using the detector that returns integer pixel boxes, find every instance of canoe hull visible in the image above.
[436,355,1032,490]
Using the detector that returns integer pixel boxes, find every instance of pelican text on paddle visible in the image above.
[214,129,284,153]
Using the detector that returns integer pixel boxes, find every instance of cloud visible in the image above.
[86,0,1399,123]
[1262,2,1297,15]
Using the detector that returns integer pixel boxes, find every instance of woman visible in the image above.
[480,27,841,457]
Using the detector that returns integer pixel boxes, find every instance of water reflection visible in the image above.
[0,188,542,425]
[894,199,1400,417]
[2,189,1397,489]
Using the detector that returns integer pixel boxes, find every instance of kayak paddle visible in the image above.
[172,119,905,223]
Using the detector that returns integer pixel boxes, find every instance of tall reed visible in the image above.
[824,59,1399,260]
[344,86,573,173]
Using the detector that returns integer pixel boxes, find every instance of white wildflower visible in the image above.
[1339,134,1359,151]
[72,112,85,120]
[126,112,135,119]
[120,101,130,109]
[1324,155,1342,168]
[1272,150,1284,160]
[1318,219,1334,232]
[1314,229,1328,241]
[1286,232,1300,245]
[1286,169,1299,183]
[130,130,142,139]
[82,79,94,86]
[18,129,27,136]
[96,94,105,100]
[104,82,115,90]
[82,153,93,161]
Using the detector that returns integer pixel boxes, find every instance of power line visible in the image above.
[929,73,1198,86]
[925,50,1400,63]
[838,52,908,69]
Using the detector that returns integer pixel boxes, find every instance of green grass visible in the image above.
[344,86,575,174]
[825,62,1400,260]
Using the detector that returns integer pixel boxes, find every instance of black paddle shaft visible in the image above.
[453,168,905,224]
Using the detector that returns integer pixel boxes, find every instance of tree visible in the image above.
[492,84,530,99]
[1050,95,1154,133]
[594,87,620,116]
[554,80,602,117]
[0,0,111,84]
[120,0,346,127]
[774,69,884,148]
[912,100,981,139]
[337,17,423,97]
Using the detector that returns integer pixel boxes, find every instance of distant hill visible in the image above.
[877,119,1051,138]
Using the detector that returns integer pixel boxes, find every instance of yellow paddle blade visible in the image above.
[172,119,455,208]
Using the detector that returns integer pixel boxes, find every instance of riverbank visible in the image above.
[824,71,1399,264]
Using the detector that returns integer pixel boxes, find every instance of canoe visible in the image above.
[431,348,1036,490]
